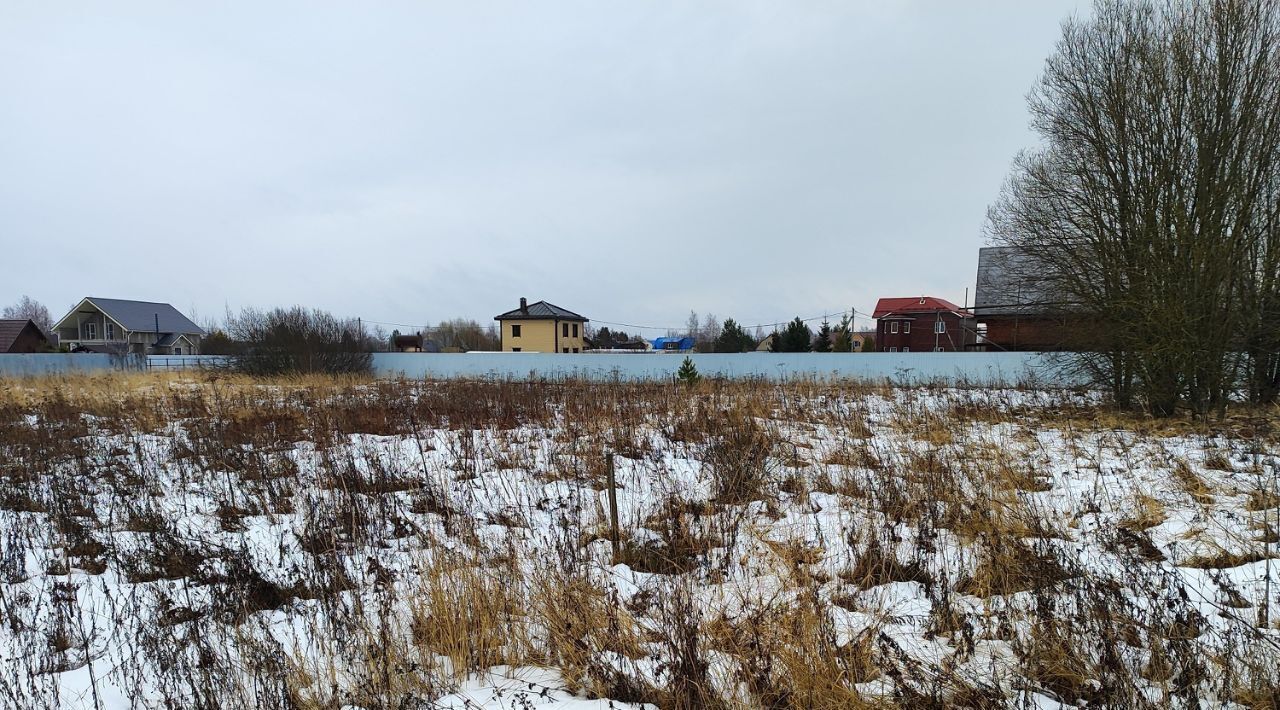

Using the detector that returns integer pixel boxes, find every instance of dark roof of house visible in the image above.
[494,300,588,322]
[872,296,971,319]
[0,319,46,353]
[62,298,206,336]
[973,247,1062,318]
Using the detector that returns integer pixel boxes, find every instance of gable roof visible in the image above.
[872,296,970,319]
[55,298,206,336]
[973,246,1064,318]
[153,332,197,347]
[0,319,47,353]
[494,300,588,322]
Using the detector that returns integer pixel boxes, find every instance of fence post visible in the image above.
[606,452,619,560]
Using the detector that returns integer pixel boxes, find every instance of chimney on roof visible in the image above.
[520,297,528,313]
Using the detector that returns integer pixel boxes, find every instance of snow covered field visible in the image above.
[0,375,1277,708]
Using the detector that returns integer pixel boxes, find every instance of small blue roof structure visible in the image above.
[651,336,695,352]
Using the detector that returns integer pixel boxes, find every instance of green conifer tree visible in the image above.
[833,315,853,352]
[814,320,833,352]
[779,318,813,352]
[676,356,701,386]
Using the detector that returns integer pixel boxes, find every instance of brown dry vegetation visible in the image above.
[0,373,1276,709]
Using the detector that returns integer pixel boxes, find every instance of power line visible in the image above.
[359,318,431,329]
[592,309,867,334]
[333,302,983,339]
[357,308,880,340]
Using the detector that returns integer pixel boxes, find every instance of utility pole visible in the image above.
[850,306,856,352]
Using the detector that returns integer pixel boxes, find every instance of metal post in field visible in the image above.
[606,452,619,560]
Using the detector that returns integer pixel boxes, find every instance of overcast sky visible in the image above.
[1,1,1087,336]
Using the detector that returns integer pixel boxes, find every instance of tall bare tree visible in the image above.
[2,295,53,334]
[988,0,1280,415]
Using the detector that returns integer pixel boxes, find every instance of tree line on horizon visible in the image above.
[670,311,874,353]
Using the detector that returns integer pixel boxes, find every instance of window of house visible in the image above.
[889,347,897,352]
[890,323,898,334]
[903,347,909,352]
[562,323,569,337]
[572,347,579,353]
[85,322,97,340]
[512,347,521,352]
[562,347,569,353]
[174,347,182,355]
[903,322,910,334]
[106,323,115,340]
[935,321,946,334]
[511,324,521,337]
[572,323,579,338]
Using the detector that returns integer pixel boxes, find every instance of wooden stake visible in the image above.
[607,452,619,559]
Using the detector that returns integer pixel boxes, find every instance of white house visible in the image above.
[52,297,206,355]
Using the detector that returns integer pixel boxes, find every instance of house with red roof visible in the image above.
[872,296,975,352]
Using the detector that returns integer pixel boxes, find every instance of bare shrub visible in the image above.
[226,306,372,376]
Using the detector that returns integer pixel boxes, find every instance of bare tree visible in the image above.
[430,319,501,351]
[988,0,1280,415]
[225,306,372,375]
[2,295,53,334]
[1241,173,1280,403]
[698,313,720,351]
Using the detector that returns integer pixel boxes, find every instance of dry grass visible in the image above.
[1173,459,1216,504]
[1122,493,1169,531]
[0,372,1275,708]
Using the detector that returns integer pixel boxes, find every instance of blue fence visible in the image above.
[0,352,1080,386]
[371,352,1076,385]
[0,353,143,378]
[147,355,230,371]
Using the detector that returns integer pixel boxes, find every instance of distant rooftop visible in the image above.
[872,296,970,319]
[973,247,1064,317]
[56,297,206,335]
[494,298,587,322]
[0,319,44,353]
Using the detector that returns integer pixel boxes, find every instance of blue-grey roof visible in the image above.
[84,298,206,336]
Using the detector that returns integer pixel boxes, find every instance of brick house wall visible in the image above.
[876,311,972,352]
[980,316,1075,351]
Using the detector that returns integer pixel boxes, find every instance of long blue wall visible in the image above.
[0,352,1079,386]
[0,353,140,377]
[370,352,1076,385]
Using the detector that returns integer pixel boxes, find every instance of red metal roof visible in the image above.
[872,296,971,319]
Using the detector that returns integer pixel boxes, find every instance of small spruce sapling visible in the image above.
[676,356,701,386]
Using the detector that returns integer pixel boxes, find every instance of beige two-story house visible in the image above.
[494,298,587,353]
